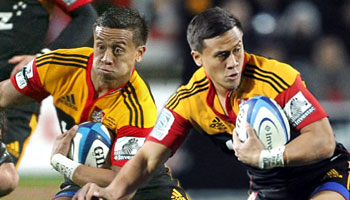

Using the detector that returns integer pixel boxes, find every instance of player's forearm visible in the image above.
[107,142,171,199]
[72,165,116,187]
[284,118,335,166]
[0,80,32,109]
[0,163,19,197]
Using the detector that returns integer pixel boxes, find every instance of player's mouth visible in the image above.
[226,72,240,81]
[98,67,113,74]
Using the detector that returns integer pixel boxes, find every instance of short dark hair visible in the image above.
[187,7,243,52]
[94,7,148,46]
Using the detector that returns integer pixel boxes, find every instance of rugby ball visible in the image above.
[69,122,112,168]
[235,96,290,150]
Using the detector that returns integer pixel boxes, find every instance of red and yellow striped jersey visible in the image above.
[147,52,327,153]
[11,47,157,166]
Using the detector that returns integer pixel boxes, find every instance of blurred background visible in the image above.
[4,0,349,199]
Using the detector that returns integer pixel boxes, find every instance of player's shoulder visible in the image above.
[36,47,92,68]
[178,67,209,94]
[166,67,209,110]
[50,47,93,57]
[244,52,299,85]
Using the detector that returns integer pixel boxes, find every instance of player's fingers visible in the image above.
[245,123,257,139]
[8,55,25,64]
[232,128,241,147]
[66,125,78,139]
[86,184,99,200]
[73,184,90,200]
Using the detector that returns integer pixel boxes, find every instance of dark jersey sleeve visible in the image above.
[45,1,98,51]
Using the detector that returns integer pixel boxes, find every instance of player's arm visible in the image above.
[283,117,334,166]
[233,75,335,168]
[72,141,172,200]
[0,163,18,197]
[0,141,19,197]
[106,141,171,199]
[0,79,34,110]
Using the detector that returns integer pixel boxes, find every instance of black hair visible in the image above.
[94,7,148,46]
[187,7,243,52]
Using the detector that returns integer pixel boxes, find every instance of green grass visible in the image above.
[2,175,64,200]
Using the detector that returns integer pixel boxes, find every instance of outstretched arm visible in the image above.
[0,79,34,110]
[73,141,172,200]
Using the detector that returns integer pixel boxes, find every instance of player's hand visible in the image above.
[51,125,78,159]
[73,183,112,200]
[232,123,264,167]
[8,55,36,76]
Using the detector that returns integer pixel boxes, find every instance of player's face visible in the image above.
[92,26,145,86]
[192,27,244,94]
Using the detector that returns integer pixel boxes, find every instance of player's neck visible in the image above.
[91,74,128,98]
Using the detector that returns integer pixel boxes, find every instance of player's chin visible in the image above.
[224,80,241,91]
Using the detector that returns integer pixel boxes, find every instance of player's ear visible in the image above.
[191,50,202,67]
[135,45,146,63]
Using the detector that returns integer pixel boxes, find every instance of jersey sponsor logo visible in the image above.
[171,188,187,200]
[92,107,104,123]
[15,70,27,89]
[24,61,34,79]
[0,12,13,30]
[58,94,77,111]
[114,137,145,161]
[0,2,28,30]
[150,109,174,141]
[284,92,315,127]
[62,0,77,6]
[210,117,227,130]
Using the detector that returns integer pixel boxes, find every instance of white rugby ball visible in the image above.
[235,96,290,150]
[69,122,112,168]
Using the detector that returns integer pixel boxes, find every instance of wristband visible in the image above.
[51,154,80,180]
[258,146,285,169]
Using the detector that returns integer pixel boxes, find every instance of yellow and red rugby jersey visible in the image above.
[148,52,328,153]
[10,47,157,167]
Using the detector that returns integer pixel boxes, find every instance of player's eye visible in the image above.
[218,52,229,60]
[114,47,124,55]
[233,47,241,54]
[97,44,105,51]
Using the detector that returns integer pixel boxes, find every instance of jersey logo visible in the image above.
[58,94,77,111]
[14,61,34,89]
[114,137,144,161]
[150,108,174,141]
[0,12,13,30]
[171,188,186,200]
[0,2,27,30]
[284,91,315,127]
[322,168,343,181]
[92,107,105,123]
[210,117,227,130]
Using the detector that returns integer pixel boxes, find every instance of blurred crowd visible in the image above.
[91,0,350,103]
